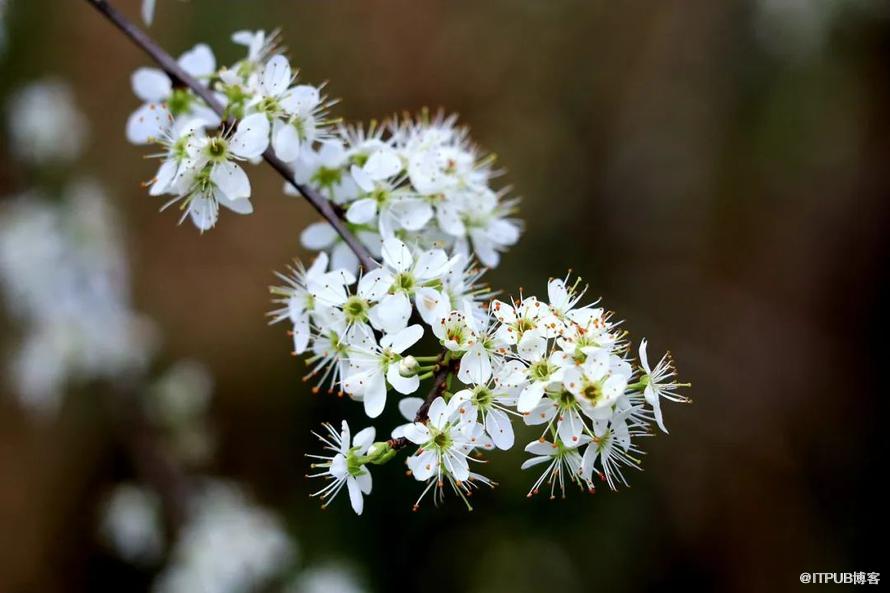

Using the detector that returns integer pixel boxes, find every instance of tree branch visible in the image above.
[84,0,378,271]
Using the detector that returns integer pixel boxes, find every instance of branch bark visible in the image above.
[84,0,377,271]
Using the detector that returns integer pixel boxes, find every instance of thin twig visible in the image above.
[84,0,377,271]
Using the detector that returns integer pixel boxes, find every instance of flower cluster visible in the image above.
[115,23,690,516]
[127,31,335,231]
[279,251,690,512]
[126,33,521,269]
[291,111,521,272]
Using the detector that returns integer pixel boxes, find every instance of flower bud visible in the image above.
[366,441,397,465]
[398,355,419,378]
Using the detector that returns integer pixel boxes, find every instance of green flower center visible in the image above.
[393,272,416,293]
[313,166,342,188]
[167,88,193,117]
[206,137,229,162]
[344,295,369,322]
[529,360,555,381]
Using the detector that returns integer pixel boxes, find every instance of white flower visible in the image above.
[403,397,492,509]
[308,420,375,515]
[450,383,516,450]
[6,80,88,165]
[347,148,434,238]
[366,237,456,334]
[164,113,269,231]
[639,339,690,433]
[514,337,568,413]
[127,44,219,144]
[100,484,163,565]
[268,253,335,354]
[342,324,424,417]
[153,481,294,593]
[239,55,328,162]
[286,139,359,204]
[491,296,546,346]
[521,437,592,498]
[581,411,642,491]
[562,349,632,421]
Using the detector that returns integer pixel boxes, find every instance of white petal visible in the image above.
[411,450,438,481]
[178,44,216,78]
[351,165,375,193]
[230,113,270,158]
[426,397,449,429]
[521,456,551,470]
[362,370,387,418]
[131,68,171,102]
[188,195,219,231]
[490,300,516,324]
[525,440,558,456]
[369,293,411,334]
[346,476,364,515]
[141,0,156,25]
[126,103,170,144]
[517,331,546,362]
[414,287,450,326]
[387,364,420,395]
[398,397,424,421]
[558,408,584,448]
[547,279,569,310]
[149,159,178,196]
[215,188,253,214]
[364,149,402,180]
[273,122,303,162]
[413,249,450,281]
[211,161,251,200]
[357,268,392,301]
[353,427,376,452]
[390,198,433,231]
[301,221,338,249]
[485,409,514,450]
[356,470,373,495]
[331,242,360,276]
[346,198,378,224]
[262,55,292,96]
[381,324,424,354]
[517,382,546,413]
[458,343,491,385]
[291,317,310,354]
[403,423,430,445]
[281,84,320,114]
[381,237,413,273]
[436,200,466,236]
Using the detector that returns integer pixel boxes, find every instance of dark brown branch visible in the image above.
[84,0,377,271]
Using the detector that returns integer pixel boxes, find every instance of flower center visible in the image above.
[393,272,416,293]
[529,360,554,381]
[313,166,342,188]
[167,88,193,117]
[343,295,369,322]
[206,137,229,162]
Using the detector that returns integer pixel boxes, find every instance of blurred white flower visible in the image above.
[100,484,164,565]
[153,481,295,593]
[6,79,88,165]
[0,183,155,414]
[288,563,367,593]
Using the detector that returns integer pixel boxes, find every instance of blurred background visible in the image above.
[1,0,888,591]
